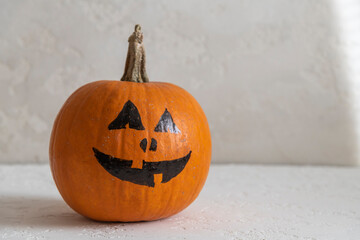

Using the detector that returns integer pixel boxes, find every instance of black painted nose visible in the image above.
[149,138,157,151]
[140,138,157,152]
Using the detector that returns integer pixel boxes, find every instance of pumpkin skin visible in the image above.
[49,80,211,222]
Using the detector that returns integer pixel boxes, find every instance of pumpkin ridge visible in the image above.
[52,83,96,209]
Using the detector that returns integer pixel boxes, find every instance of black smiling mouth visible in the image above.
[93,148,192,187]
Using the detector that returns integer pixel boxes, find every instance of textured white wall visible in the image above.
[1,0,360,164]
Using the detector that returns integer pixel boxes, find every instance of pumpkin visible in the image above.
[49,25,211,222]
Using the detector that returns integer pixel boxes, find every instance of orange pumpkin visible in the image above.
[49,25,211,222]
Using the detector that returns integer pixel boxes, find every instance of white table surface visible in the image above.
[0,164,359,240]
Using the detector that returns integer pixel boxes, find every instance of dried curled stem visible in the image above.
[121,24,149,83]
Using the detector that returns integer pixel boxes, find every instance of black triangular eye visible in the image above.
[154,109,181,134]
[108,100,145,130]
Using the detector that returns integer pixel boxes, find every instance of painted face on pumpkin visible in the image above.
[93,100,191,187]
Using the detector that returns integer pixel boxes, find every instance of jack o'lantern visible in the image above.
[49,25,211,222]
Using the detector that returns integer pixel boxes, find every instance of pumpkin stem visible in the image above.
[120,24,149,83]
